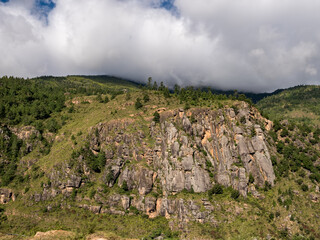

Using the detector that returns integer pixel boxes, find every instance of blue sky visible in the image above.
[0,0,56,20]
[0,0,175,15]
[0,0,55,7]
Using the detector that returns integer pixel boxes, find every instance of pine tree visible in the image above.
[153,111,160,123]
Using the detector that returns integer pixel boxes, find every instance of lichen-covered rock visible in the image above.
[118,166,153,195]
[66,175,82,188]
[49,103,276,221]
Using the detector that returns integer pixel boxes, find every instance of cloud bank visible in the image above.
[0,0,320,92]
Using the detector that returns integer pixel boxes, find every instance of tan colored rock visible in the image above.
[32,230,75,240]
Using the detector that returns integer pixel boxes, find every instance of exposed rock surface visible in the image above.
[0,188,15,204]
[32,230,75,240]
[35,103,276,221]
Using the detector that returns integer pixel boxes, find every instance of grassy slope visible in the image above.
[257,85,320,126]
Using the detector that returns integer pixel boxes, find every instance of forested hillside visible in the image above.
[257,85,320,126]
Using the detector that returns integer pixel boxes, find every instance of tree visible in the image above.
[122,181,129,191]
[209,184,223,195]
[163,87,170,98]
[147,77,152,89]
[96,151,106,172]
[174,84,181,95]
[104,95,110,103]
[46,119,60,133]
[152,81,158,90]
[125,92,131,101]
[135,98,143,109]
[143,93,150,103]
[0,104,5,118]
[153,111,160,123]
[231,189,240,199]
[96,94,103,103]
[111,93,117,100]
[301,184,308,192]
[159,82,165,91]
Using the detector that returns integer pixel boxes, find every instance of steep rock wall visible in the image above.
[35,103,275,221]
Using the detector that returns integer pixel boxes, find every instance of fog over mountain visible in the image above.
[1,0,320,92]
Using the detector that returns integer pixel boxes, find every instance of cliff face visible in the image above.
[93,102,274,193]
[29,103,275,222]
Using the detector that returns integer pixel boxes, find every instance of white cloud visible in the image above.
[249,48,265,57]
[305,66,317,76]
[0,0,320,92]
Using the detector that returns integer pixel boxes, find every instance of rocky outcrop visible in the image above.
[32,230,75,240]
[118,166,154,195]
[0,188,15,204]
[37,103,275,222]
[86,103,275,198]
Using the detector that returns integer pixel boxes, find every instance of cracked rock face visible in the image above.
[88,103,275,197]
[37,103,275,221]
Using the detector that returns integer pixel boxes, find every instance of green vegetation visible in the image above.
[257,85,320,126]
[0,126,24,186]
[265,119,320,183]
[135,97,143,109]
[153,111,160,123]
[231,189,240,199]
[0,75,138,130]
[0,206,176,239]
[209,184,224,195]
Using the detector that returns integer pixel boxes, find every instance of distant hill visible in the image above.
[35,75,141,91]
[257,85,320,126]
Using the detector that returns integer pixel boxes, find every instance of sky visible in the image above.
[0,0,320,92]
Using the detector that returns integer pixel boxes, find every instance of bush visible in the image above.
[143,93,150,103]
[205,160,212,168]
[280,128,289,137]
[231,189,240,199]
[271,155,277,166]
[46,118,61,133]
[89,189,96,199]
[103,96,109,103]
[122,181,129,192]
[111,93,117,100]
[240,116,246,124]
[251,126,256,137]
[264,181,272,191]
[269,212,274,221]
[153,111,160,123]
[135,98,143,109]
[129,206,140,215]
[209,184,223,195]
[273,120,282,132]
[249,173,254,184]
[0,206,7,223]
[125,92,131,101]
[301,184,308,192]
[147,228,162,239]
[309,173,320,183]
[96,94,103,103]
